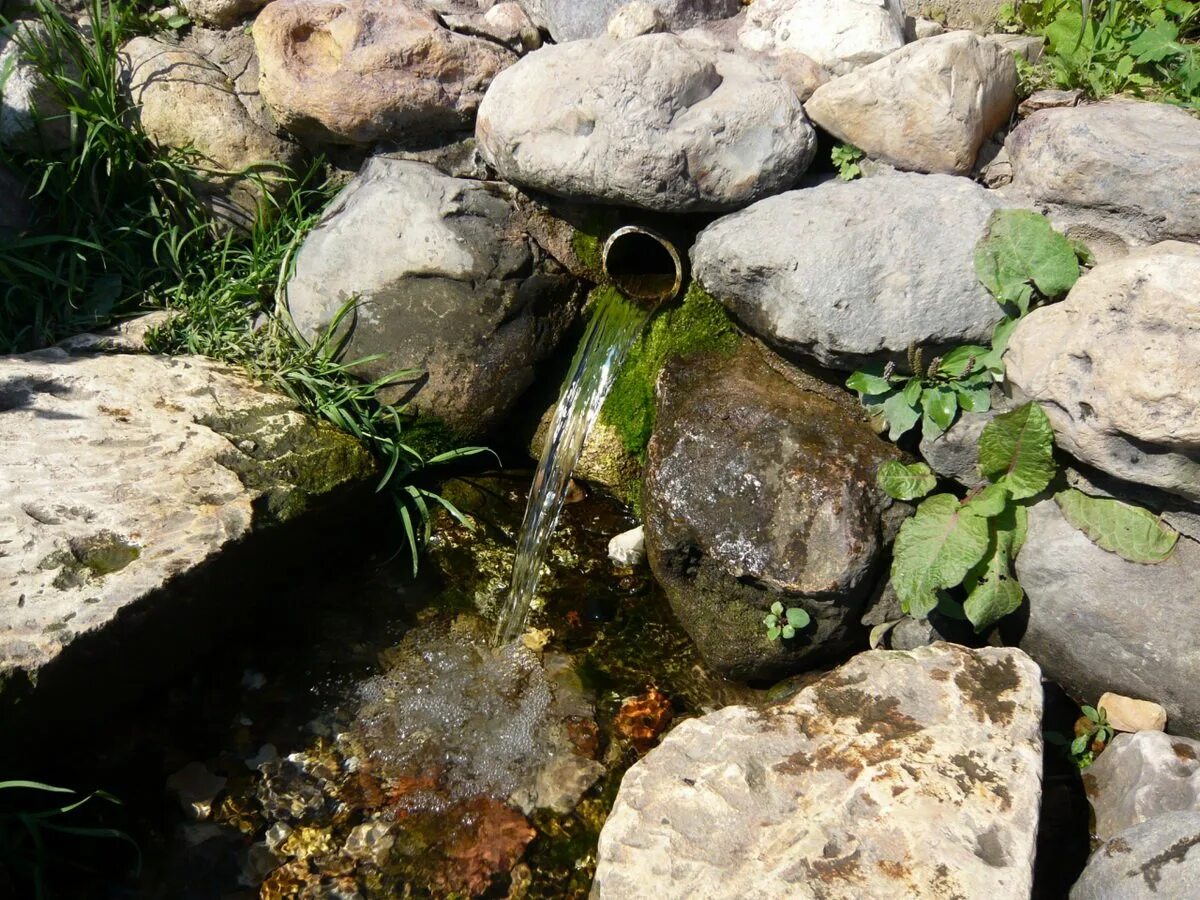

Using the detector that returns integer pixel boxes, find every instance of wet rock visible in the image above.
[1005,243,1200,504]
[516,0,740,41]
[1084,732,1200,841]
[692,172,1013,371]
[738,0,905,75]
[1100,694,1168,735]
[806,32,1017,175]
[120,34,302,228]
[1006,101,1200,250]
[0,340,375,693]
[613,687,672,753]
[167,762,228,821]
[181,0,267,26]
[253,0,515,145]
[593,643,1043,898]
[285,157,581,437]
[643,343,902,681]
[1015,500,1200,738]
[608,526,645,568]
[0,19,72,152]
[475,33,817,213]
[1071,812,1200,900]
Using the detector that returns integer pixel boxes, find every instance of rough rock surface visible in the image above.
[475,33,816,213]
[1099,693,1168,735]
[1015,500,1200,738]
[285,157,581,437]
[253,0,515,145]
[516,0,739,41]
[1005,243,1200,503]
[593,643,1044,899]
[919,402,1007,487]
[181,0,268,26]
[0,339,375,685]
[1084,732,1200,841]
[0,19,72,153]
[1071,812,1200,900]
[441,2,542,53]
[806,31,1017,175]
[739,0,905,74]
[643,343,902,681]
[1006,101,1200,250]
[692,172,1013,371]
[908,0,1007,30]
[120,35,302,227]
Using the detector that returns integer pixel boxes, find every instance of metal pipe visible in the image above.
[601,225,684,307]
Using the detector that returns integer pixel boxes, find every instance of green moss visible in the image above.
[401,415,470,463]
[571,229,603,276]
[602,281,740,461]
[39,531,140,590]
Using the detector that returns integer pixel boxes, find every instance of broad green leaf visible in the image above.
[881,391,921,440]
[902,377,922,405]
[771,601,783,615]
[846,370,893,396]
[963,508,1025,632]
[974,210,1081,310]
[938,345,989,378]
[1071,733,1090,755]
[1129,19,1183,62]
[767,626,781,641]
[785,607,810,629]
[877,460,938,501]
[922,386,958,435]
[978,402,1057,499]
[892,494,991,619]
[781,625,796,639]
[954,379,992,413]
[1055,489,1179,563]
[965,483,1010,518]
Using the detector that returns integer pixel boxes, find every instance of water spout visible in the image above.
[493,227,684,646]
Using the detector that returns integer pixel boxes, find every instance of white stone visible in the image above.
[1085,731,1200,841]
[739,0,906,74]
[1099,693,1168,734]
[607,526,645,567]
[607,0,666,38]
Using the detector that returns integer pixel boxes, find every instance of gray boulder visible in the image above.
[0,19,72,153]
[691,172,1014,371]
[594,643,1043,899]
[475,33,817,213]
[1015,500,1200,737]
[1084,731,1200,841]
[805,31,1017,175]
[643,343,902,682]
[285,157,581,438]
[1005,243,1200,504]
[1071,812,1200,900]
[1006,101,1200,251]
[516,0,739,41]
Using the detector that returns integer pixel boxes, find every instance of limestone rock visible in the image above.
[1015,500,1200,737]
[1006,101,1200,249]
[516,0,739,41]
[643,343,902,681]
[683,11,830,101]
[253,0,515,145]
[608,526,645,568]
[0,19,72,153]
[738,0,905,74]
[1099,694,1168,735]
[919,403,1006,487]
[120,34,302,228]
[181,0,268,26]
[691,172,1013,371]
[475,33,816,213]
[1084,732,1200,841]
[0,340,375,686]
[285,157,581,437]
[593,643,1044,899]
[607,1,666,38]
[907,0,1007,30]
[1004,243,1200,503]
[1071,812,1200,900]
[806,32,1017,175]
[441,2,542,53]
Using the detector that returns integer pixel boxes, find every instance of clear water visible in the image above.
[494,287,651,645]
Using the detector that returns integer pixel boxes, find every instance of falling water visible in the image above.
[494,286,652,645]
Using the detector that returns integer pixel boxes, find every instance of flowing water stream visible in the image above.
[494,287,652,646]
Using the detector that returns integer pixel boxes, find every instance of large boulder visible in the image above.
[643,343,902,682]
[0,331,376,696]
[691,172,1013,371]
[1084,731,1200,841]
[1071,812,1200,900]
[1005,243,1200,504]
[1006,101,1200,251]
[1014,500,1200,737]
[805,31,1017,175]
[252,0,515,145]
[0,19,72,153]
[120,34,302,228]
[516,0,740,41]
[285,157,581,438]
[738,0,905,74]
[594,643,1044,899]
[475,33,817,213]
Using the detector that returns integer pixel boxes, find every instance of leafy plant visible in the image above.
[880,402,1180,632]
[763,601,810,641]
[1053,704,1116,769]
[0,779,139,898]
[974,209,1089,316]
[831,143,864,180]
[1002,0,1200,107]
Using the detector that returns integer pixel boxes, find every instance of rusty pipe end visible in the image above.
[601,225,684,308]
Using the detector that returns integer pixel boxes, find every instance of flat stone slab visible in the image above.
[0,342,374,684]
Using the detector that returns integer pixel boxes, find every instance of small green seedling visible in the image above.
[764,601,810,641]
[831,143,864,180]
[1069,705,1115,769]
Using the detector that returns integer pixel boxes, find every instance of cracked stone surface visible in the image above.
[593,643,1044,899]
[0,337,374,682]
